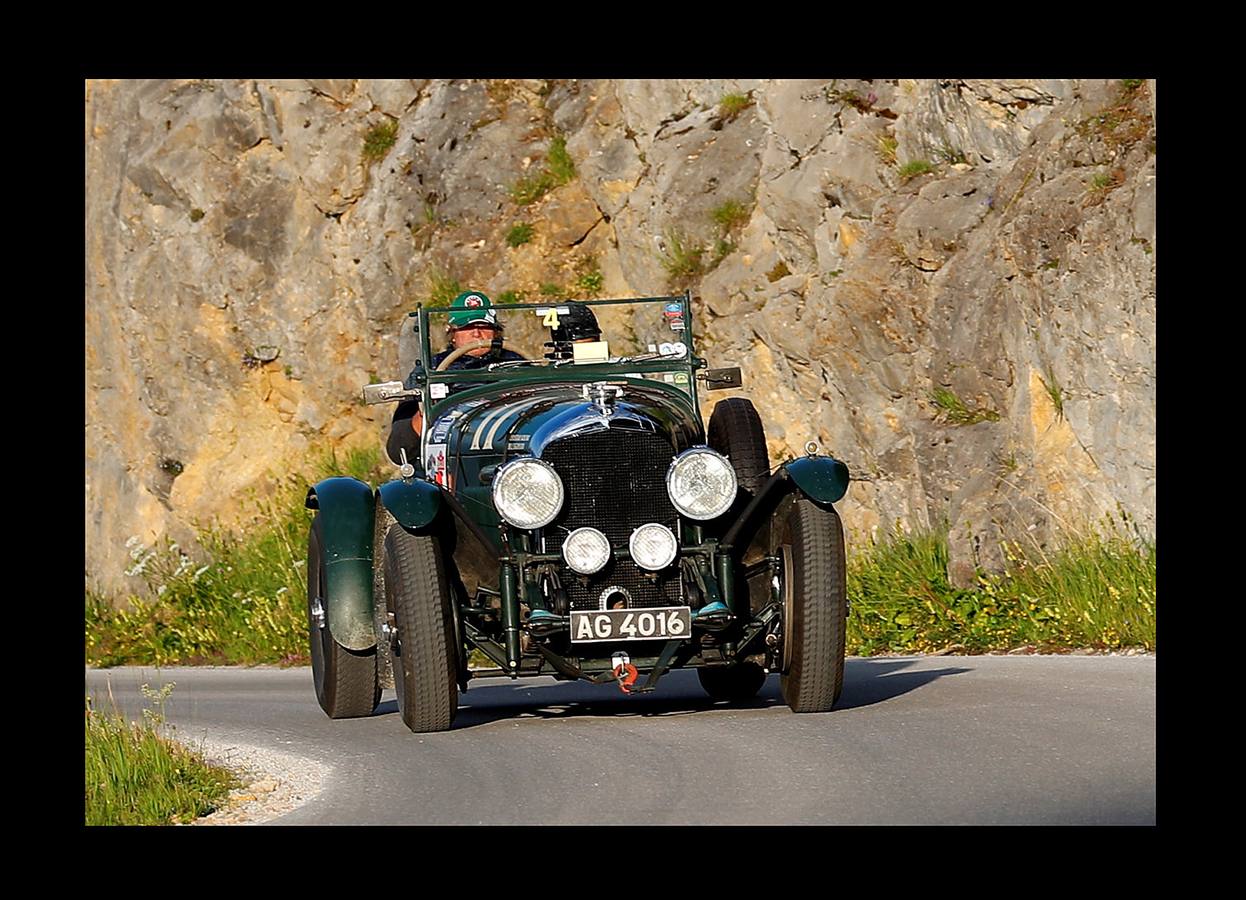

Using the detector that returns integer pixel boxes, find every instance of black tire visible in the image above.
[308,515,380,719]
[697,661,767,702]
[383,523,458,733]
[708,398,770,497]
[775,496,847,713]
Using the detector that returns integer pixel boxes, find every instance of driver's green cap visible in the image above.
[447,290,499,328]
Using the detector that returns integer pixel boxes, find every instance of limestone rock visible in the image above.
[86,78,1156,596]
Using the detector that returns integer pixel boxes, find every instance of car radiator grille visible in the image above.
[542,429,683,612]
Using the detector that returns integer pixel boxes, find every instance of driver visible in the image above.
[386,290,524,466]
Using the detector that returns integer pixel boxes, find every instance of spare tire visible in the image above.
[707,398,770,497]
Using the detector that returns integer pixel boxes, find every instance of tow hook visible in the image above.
[611,651,638,694]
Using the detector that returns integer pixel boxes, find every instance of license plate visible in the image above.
[569,606,692,643]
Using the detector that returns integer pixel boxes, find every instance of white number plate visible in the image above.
[569,607,692,643]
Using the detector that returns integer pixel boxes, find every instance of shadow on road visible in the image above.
[375,657,970,731]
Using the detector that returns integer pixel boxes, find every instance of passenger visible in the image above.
[543,301,602,359]
[386,290,524,466]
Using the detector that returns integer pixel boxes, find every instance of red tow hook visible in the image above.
[611,652,639,694]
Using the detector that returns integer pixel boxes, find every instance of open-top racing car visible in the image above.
[305,292,850,732]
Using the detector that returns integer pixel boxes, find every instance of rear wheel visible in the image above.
[308,515,380,719]
[697,661,767,702]
[383,523,458,733]
[775,497,847,713]
[708,398,770,497]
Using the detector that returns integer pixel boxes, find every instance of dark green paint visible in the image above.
[784,455,851,504]
[500,563,521,670]
[377,478,442,531]
[307,477,376,651]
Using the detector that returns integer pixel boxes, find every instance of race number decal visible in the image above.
[542,308,560,328]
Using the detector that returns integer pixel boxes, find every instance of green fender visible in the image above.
[783,455,850,505]
[304,477,376,651]
[377,478,444,532]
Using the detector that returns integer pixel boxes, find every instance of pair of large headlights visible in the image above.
[491,446,739,531]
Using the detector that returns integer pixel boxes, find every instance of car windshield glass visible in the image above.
[421,297,692,367]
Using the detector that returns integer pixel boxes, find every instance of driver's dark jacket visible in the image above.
[385,346,525,466]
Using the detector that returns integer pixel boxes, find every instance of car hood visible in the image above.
[424,379,704,462]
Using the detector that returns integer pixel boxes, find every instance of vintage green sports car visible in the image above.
[305,293,850,732]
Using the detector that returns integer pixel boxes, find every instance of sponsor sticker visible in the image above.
[425,443,447,486]
[674,372,689,384]
[664,302,683,313]
[430,383,448,399]
[431,416,454,442]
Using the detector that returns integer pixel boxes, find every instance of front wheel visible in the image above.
[776,497,847,713]
[383,523,458,733]
[308,515,380,719]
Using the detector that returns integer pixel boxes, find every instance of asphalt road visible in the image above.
[85,655,1155,825]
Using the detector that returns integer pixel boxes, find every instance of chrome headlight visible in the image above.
[666,447,737,520]
[629,523,678,571]
[563,527,611,575]
[492,457,564,529]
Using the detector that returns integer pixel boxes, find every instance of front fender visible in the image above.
[305,477,376,651]
[377,478,444,532]
[719,455,850,554]
[783,455,850,505]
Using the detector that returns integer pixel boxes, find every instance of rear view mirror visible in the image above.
[363,381,419,405]
[701,367,742,390]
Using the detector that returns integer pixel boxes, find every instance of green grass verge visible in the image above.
[86,447,386,668]
[847,518,1155,654]
[85,685,237,825]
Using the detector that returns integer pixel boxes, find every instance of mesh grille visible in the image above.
[543,429,682,611]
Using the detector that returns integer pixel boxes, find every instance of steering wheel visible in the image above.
[435,340,495,371]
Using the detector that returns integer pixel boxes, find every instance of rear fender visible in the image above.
[305,477,376,651]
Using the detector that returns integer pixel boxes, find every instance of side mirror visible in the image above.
[362,381,420,405]
[700,367,742,390]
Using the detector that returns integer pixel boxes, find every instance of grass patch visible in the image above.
[898,159,936,182]
[846,518,1155,654]
[1083,168,1126,207]
[496,290,524,304]
[86,684,237,825]
[1038,369,1065,420]
[539,282,564,298]
[510,172,556,206]
[575,256,604,296]
[506,223,534,247]
[930,386,1001,425]
[658,228,705,286]
[711,198,750,233]
[362,118,399,165]
[546,135,576,184]
[509,134,576,206]
[86,447,387,668]
[718,92,752,122]
[876,134,898,166]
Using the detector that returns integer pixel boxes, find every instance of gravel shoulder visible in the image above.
[180,737,330,825]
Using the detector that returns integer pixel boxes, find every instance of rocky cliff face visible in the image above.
[86,78,1155,593]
